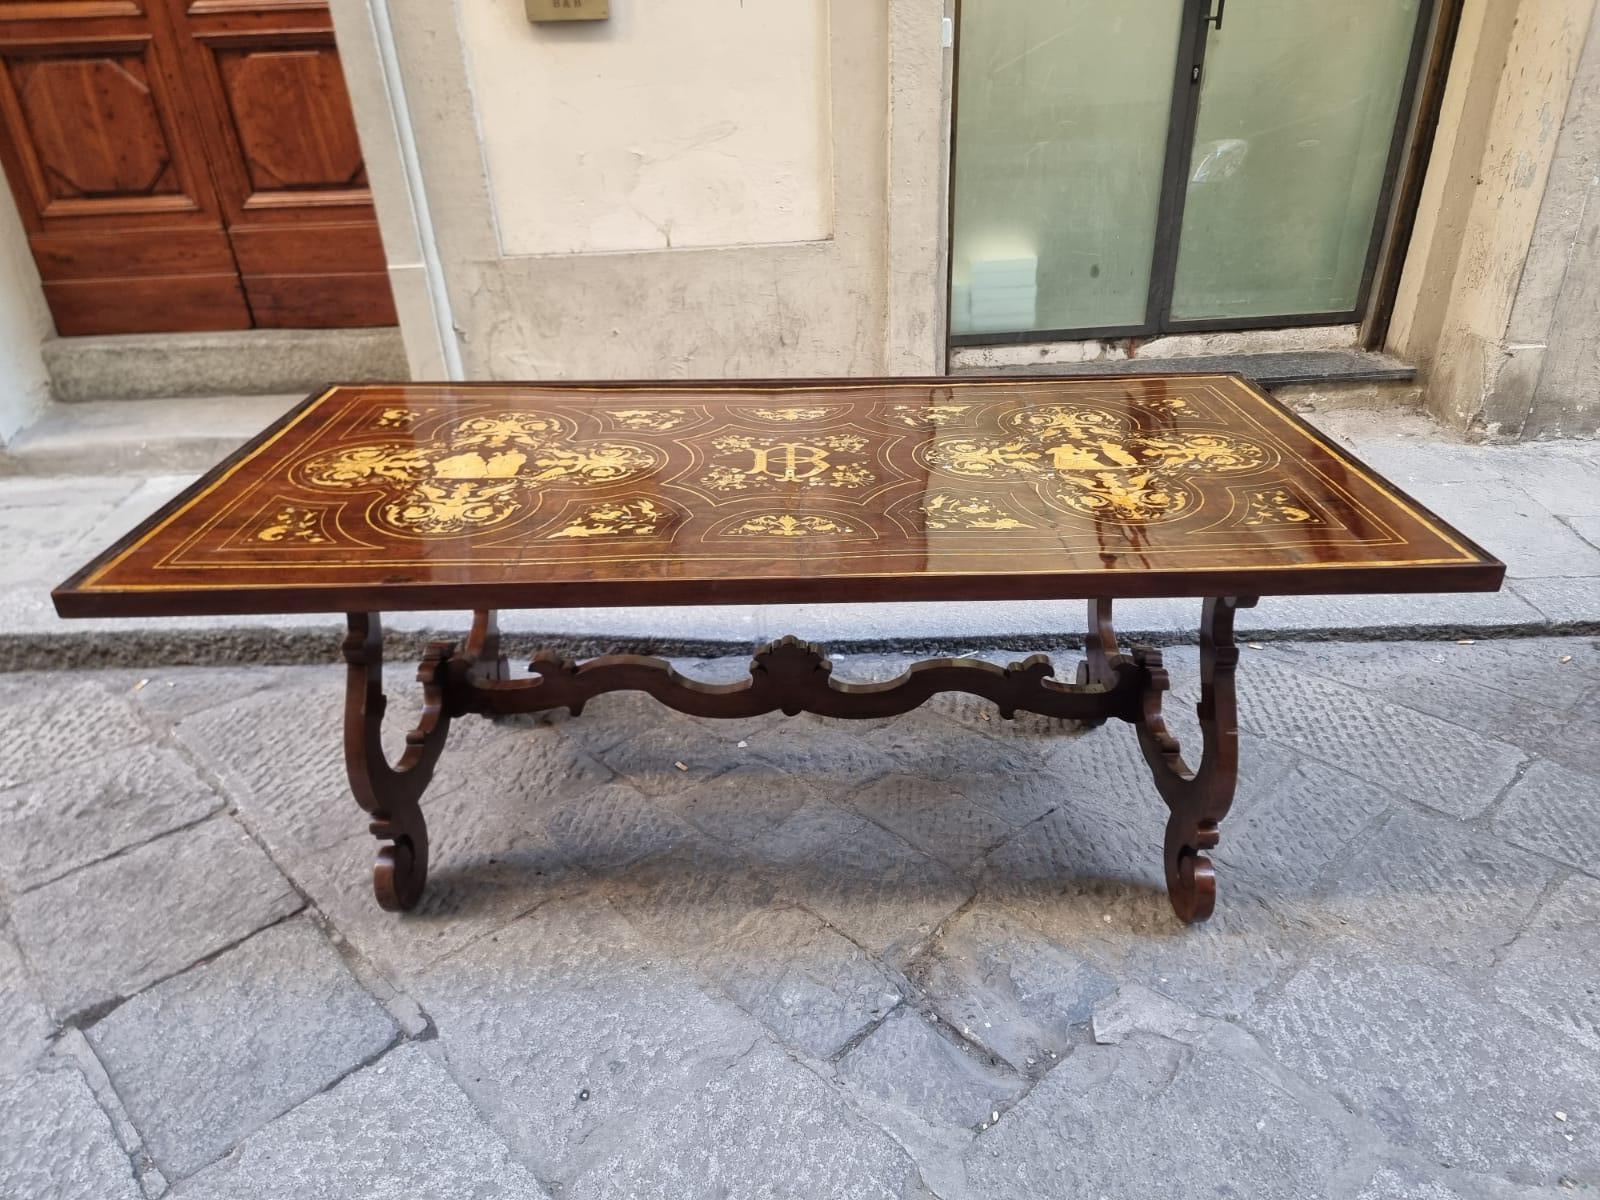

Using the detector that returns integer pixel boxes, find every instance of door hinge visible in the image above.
[942,16,954,48]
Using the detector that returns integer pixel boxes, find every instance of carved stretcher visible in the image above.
[55,375,1502,923]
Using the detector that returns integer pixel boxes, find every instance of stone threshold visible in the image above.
[44,328,409,404]
[954,348,1416,387]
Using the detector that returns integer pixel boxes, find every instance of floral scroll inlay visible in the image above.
[607,409,689,432]
[891,404,972,428]
[295,411,659,536]
[548,499,670,539]
[1240,487,1323,527]
[917,492,1033,531]
[374,408,421,429]
[748,406,835,422]
[923,403,1271,524]
[729,513,859,537]
[255,504,331,544]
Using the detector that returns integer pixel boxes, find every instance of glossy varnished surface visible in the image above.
[54,376,1503,617]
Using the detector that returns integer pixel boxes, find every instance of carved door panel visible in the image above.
[157,0,394,327]
[0,0,250,333]
[0,0,393,334]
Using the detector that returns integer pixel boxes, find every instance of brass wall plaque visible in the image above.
[525,0,609,20]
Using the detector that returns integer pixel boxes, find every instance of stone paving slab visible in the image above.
[960,1025,1361,1199]
[1308,806,1557,978]
[173,1042,551,1200]
[0,637,1595,1196]
[0,1063,143,1200]
[0,678,148,789]
[904,904,1116,1075]
[87,916,399,1179]
[1492,873,1600,1056]
[1237,654,1530,818]
[607,841,902,1059]
[1491,757,1600,874]
[0,742,223,893]
[0,914,51,1080]
[9,815,303,1020]
[1251,942,1600,1187]
[414,895,772,1185]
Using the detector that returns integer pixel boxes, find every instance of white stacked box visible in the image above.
[966,256,1038,333]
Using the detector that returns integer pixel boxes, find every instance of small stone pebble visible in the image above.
[673,761,688,772]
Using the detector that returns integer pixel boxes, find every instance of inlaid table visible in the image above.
[54,375,1503,923]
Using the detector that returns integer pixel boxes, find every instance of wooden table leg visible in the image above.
[1129,596,1258,923]
[341,610,501,911]
[341,603,1251,925]
[1074,597,1121,728]
[342,612,452,911]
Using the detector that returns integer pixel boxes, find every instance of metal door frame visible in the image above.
[946,0,1443,348]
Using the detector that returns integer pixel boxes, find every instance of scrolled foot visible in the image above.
[371,808,429,912]
[1164,816,1219,924]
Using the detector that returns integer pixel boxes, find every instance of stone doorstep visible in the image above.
[42,327,408,404]
[952,348,1419,388]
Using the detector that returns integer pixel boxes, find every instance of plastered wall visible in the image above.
[1390,0,1600,438]
[333,0,950,382]
[0,190,51,443]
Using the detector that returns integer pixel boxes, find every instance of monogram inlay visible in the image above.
[699,433,877,493]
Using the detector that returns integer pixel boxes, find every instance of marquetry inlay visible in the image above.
[57,376,1500,615]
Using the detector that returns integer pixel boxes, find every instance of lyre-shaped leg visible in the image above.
[1130,596,1257,923]
[342,611,498,911]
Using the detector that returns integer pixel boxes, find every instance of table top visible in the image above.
[54,375,1503,617]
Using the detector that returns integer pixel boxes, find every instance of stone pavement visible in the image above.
[1,635,1597,1198]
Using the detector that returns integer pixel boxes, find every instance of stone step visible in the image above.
[954,349,1424,417]
[954,348,1418,386]
[0,394,300,475]
[44,328,408,404]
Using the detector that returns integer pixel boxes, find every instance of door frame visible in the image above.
[946,0,1444,347]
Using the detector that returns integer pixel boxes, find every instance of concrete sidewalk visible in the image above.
[2,405,1596,668]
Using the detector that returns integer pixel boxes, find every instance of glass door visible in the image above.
[948,0,1193,337]
[949,0,1434,344]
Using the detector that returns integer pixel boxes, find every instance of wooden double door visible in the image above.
[0,0,395,335]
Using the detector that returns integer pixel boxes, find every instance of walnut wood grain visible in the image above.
[54,376,1504,618]
[1130,595,1256,923]
[0,0,393,333]
[341,598,1253,923]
